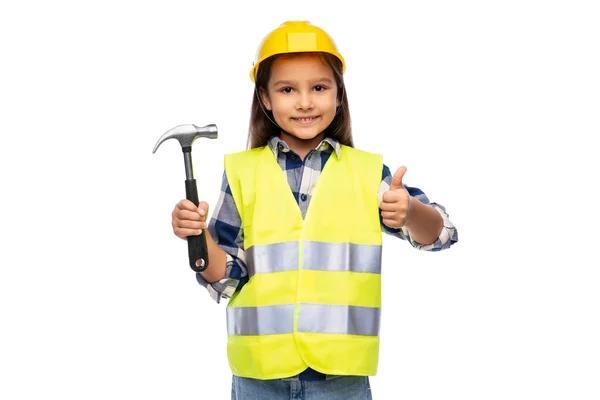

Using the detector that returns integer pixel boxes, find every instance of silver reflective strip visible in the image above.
[303,242,382,274]
[298,303,380,336]
[246,242,298,277]
[227,305,295,336]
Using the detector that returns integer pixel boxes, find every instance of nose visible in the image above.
[296,90,313,110]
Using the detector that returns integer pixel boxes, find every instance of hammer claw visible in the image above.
[152,124,218,153]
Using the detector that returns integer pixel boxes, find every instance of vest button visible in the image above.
[301,194,307,201]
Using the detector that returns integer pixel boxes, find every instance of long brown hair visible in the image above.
[247,52,353,149]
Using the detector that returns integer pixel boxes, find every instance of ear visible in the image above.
[259,88,272,111]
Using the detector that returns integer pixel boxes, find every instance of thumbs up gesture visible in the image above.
[380,166,413,229]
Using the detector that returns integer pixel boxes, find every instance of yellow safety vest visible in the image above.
[224,144,383,379]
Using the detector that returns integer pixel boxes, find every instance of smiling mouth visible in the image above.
[292,116,319,124]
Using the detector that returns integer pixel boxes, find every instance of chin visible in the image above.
[283,126,325,140]
[294,132,322,141]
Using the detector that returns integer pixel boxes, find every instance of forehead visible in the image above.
[269,53,334,81]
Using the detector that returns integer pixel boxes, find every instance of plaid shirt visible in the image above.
[197,136,458,302]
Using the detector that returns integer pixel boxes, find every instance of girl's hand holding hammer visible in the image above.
[172,199,210,239]
[171,200,227,282]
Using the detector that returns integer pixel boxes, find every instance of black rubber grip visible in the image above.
[185,179,209,272]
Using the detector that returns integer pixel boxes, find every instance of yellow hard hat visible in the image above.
[250,21,346,82]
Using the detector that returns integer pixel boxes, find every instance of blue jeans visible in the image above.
[231,375,373,399]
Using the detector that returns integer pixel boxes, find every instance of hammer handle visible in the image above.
[185,179,209,272]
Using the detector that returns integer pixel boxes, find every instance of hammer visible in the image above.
[153,124,218,272]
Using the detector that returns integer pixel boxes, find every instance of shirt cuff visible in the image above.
[196,254,241,304]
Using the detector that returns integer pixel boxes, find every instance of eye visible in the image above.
[280,87,293,94]
[314,85,326,92]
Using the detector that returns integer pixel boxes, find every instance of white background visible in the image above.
[1,1,599,399]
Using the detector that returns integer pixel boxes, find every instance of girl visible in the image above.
[171,21,458,400]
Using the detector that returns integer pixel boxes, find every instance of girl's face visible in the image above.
[261,53,340,145]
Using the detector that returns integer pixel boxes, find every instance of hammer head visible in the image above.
[152,124,218,153]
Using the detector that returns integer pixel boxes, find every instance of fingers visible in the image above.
[174,200,209,221]
[381,209,407,229]
[379,202,409,216]
[173,226,206,239]
[379,190,406,209]
[197,201,209,218]
[172,217,208,238]
[380,190,411,229]
[174,230,204,239]
[382,217,403,229]
[172,199,210,239]
[175,218,206,230]
[175,208,202,221]
[380,210,399,220]
[176,199,198,211]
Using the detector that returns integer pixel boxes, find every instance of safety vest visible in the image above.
[224,144,383,379]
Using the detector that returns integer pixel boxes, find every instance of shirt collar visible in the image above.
[267,136,342,159]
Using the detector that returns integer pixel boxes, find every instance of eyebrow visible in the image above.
[272,78,334,87]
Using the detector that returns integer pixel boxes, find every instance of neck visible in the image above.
[279,131,325,160]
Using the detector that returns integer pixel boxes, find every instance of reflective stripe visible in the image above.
[303,241,382,274]
[227,305,295,336]
[228,303,380,336]
[246,241,382,277]
[246,242,298,277]
[298,303,380,336]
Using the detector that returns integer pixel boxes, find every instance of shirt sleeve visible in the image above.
[379,164,458,251]
[195,171,249,303]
